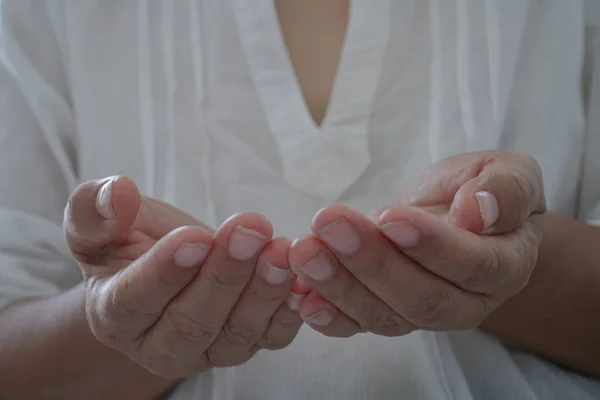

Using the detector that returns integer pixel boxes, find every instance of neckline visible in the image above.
[230,0,392,199]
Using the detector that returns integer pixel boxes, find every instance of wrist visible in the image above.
[480,213,600,376]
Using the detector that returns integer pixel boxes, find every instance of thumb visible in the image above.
[448,155,546,234]
[64,176,141,262]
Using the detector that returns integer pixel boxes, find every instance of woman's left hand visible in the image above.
[288,151,547,337]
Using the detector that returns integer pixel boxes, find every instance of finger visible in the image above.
[64,176,141,262]
[89,225,213,345]
[142,212,272,375]
[369,152,487,217]
[207,237,294,365]
[299,291,361,338]
[379,205,541,299]
[311,205,485,329]
[289,234,413,336]
[255,298,304,350]
[284,277,311,313]
[135,197,214,239]
[448,152,546,234]
[391,151,545,234]
[291,277,313,295]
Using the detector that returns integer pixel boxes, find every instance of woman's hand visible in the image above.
[288,151,546,337]
[65,176,302,378]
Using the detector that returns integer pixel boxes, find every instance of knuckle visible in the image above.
[65,182,88,222]
[111,286,139,318]
[221,319,262,347]
[87,313,120,348]
[326,275,359,304]
[259,317,300,350]
[460,249,502,292]
[65,181,98,231]
[360,251,390,280]
[509,150,541,172]
[507,172,534,210]
[203,268,250,294]
[139,350,186,378]
[247,285,284,306]
[364,312,412,336]
[258,333,293,350]
[164,306,219,345]
[344,250,390,285]
[157,270,182,288]
[110,276,156,319]
[274,314,300,331]
[509,152,546,213]
[84,285,121,344]
[403,285,454,327]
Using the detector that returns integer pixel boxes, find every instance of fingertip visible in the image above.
[448,180,487,234]
[378,205,452,247]
[474,191,500,232]
[65,176,140,256]
[299,291,333,319]
[286,292,307,311]
[291,277,313,294]
[212,212,273,261]
[215,212,274,245]
[311,205,358,232]
[258,237,292,270]
[367,207,386,224]
[166,226,214,268]
[288,235,321,269]
[109,176,142,219]
[300,293,356,335]
[377,206,420,226]
[151,225,214,266]
[168,225,215,246]
[95,178,117,220]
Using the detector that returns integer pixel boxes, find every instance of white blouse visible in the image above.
[0,1,599,399]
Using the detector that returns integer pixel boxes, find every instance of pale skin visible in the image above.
[290,152,600,377]
[0,1,599,399]
[290,151,547,336]
[71,177,303,377]
[0,177,304,399]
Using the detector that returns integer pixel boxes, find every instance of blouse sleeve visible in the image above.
[578,0,600,225]
[0,0,81,308]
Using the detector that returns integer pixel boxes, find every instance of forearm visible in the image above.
[482,212,600,377]
[0,283,178,399]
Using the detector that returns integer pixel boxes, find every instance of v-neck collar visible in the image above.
[231,0,392,200]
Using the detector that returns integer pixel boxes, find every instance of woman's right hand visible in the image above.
[64,176,302,378]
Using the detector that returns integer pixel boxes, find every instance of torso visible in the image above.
[37,1,598,398]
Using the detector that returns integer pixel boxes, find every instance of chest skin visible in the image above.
[274,0,349,126]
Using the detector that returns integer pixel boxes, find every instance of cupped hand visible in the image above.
[288,151,546,337]
[65,176,302,378]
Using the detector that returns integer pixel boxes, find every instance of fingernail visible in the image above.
[381,221,420,248]
[297,254,334,282]
[367,210,384,223]
[174,242,209,268]
[259,260,291,285]
[228,226,267,261]
[306,307,335,327]
[317,218,361,255]
[287,293,306,311]
[475,191,499,230]
[96,179,116,219]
